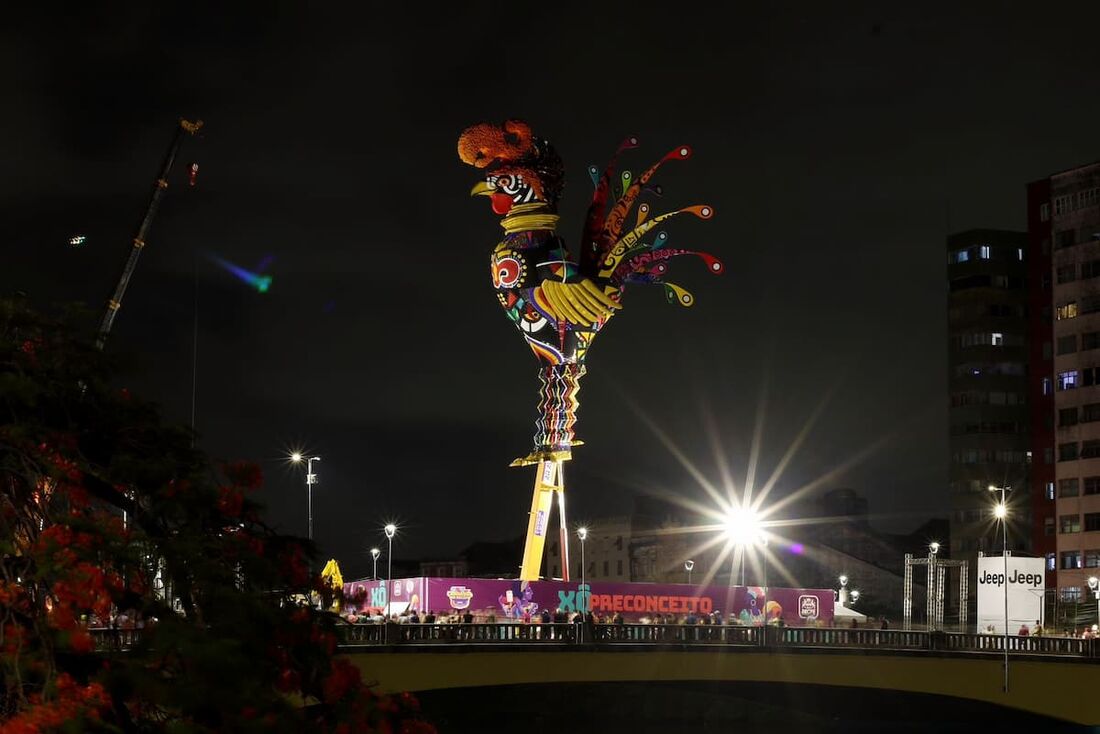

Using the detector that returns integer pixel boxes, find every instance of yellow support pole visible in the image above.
[519,459,560,581]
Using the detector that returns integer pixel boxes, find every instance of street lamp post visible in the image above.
[685,559,695,585]
[577,526,588,606]
[289,453,321,542]
[1089,577,1099,634]
[370,548,381,580]
[989,483,1010,693]
[838,574,849,606]
[384,524,397,618]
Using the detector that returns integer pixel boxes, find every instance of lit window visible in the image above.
[1042,377,1052,395]
[1056,303,1078,320]
[1017,248,1024,261]
[991,332,1004,346]
[1046,552,1056,571]
[953,249,969,263]
[1058,370,1079,390]
[1046,481,1056,500]
[979,245,991,259]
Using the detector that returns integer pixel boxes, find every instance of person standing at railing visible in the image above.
[1033,620,1043,637]
[1017,623,1030,636]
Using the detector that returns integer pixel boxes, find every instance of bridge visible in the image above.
[339,624,1099,728]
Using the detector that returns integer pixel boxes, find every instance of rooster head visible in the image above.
[458,119,563,216]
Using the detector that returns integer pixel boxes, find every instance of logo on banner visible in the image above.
[534,510,547,537]
[798,595,819,619]
[392,581,402,597]
[978,570,1043,587]
[446,586,473,609]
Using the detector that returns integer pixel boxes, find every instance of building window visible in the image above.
[1086,513,1100,532]
[1058,371,1079,390]
[1060,478,1080,497]
[1061,551,1083,570]
[1040,202,1050,221]
[1047,552,1056,571]
[1042,377,1052,395]
[1057,265,1077,283]
[1084,332,1100,351]
[1082,259,1100,280]
[1084,403,1100,423]
[1086,550,1100,568]
[1060,514,1082,534]
[1017,247,1024,261]
[991,332,1004,346]
[1045,517,1055,535]
[1057,335,1077,354]
[1083,440,1100,459]
[1060,442,1079,461]
[1085,476,1100,495]
[951,248,970,264]
[1056,302,1079,320]
[1046,481,1056,500]
[1060,407,1079,426]
[1062,586,1082,601]
[616,559,623,576]
[979,245,991,259]
[1055,229,1076,248]
[1044,447,1054,464]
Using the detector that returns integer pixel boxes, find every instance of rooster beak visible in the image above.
[470,180,495,197]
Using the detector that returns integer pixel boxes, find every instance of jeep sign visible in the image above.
[976,555,1045,634]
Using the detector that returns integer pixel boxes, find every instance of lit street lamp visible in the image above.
[930,541,940,555]
[685,559,695,585]
[577,526,588,609]
[1089,577,1099,632]
[989,483,1010,693]
[724,507,763,586]
[370,548,381,580]
[384,523,397,617]
[838,574,849,606]
[289,453,321,542]
[850,590,861,605]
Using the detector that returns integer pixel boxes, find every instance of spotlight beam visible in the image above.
[752,387,835,512]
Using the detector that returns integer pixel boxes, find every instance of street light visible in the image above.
[850,590,861,604]
[838,574,849,606]
[370,548,381,580]
[989,483,1010,693]
[384,524,397,618]
[930,541,940,555]
[724,507,762,585]
[1089,577,1099,632]
[289,453,321,542]
[685,559,695,585]
[577,527,588,612]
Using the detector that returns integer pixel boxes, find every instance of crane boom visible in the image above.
[95,118,203,350]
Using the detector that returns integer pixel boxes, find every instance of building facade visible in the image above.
[1044,161,1100,601]
[946,229,1031,565]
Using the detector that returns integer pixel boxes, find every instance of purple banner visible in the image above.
[343,577,833,627]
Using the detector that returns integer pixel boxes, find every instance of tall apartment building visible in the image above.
[1041,161,1100,601]
[946,229,1031,565]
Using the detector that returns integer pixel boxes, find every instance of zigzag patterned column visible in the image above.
[533,363,585,455]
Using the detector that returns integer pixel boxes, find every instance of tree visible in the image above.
[0,298,433,733]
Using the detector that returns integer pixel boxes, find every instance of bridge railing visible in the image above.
[938,632,1093,656]
[592,623,761,645]
[772,627,928,650]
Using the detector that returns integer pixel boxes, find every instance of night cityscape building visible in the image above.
[1038,161,1100,602]
[945,228,1031,582]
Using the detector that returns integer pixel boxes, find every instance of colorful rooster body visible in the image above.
[458,120,723,466]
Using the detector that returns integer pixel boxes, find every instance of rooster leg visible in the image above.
[511,362,586,467]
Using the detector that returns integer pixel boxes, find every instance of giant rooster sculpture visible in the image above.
[458,120,722,580]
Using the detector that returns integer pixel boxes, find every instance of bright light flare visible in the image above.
[208,254,273,294]
[723,506,763,546]
[993,503,1007,519]
[577,526,588,541]
[290,452,303,463]
[384,523,397,539]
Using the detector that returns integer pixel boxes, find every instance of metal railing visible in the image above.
[88,624,1100,659]
[337,623,1100,659]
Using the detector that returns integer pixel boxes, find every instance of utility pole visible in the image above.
[96,118,203,350]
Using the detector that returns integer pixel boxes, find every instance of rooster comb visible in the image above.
[458,119,564,205]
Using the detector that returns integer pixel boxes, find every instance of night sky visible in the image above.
[4,4,1100,578]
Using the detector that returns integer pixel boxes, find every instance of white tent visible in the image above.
[834,604,867,622]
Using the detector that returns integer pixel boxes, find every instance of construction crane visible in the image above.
[95,118,203,350]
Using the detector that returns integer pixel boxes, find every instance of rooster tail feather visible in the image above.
[597,205,714,278]
[599,145,693,251]
[581,136,640,272]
